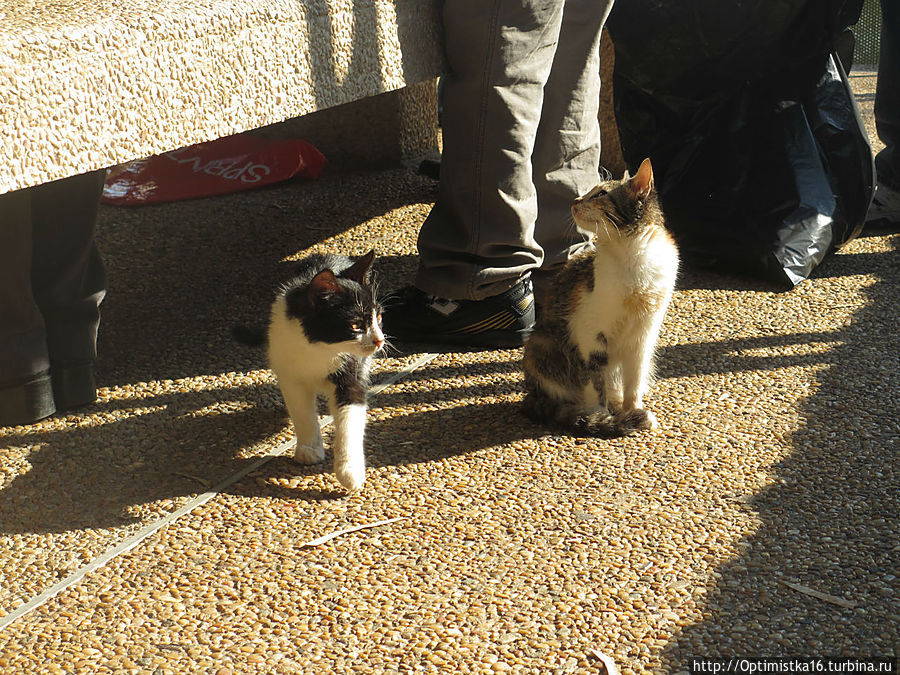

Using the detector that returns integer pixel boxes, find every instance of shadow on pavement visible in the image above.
[0,387,284,535]
[661,233,899,664]
[96,168,436,386]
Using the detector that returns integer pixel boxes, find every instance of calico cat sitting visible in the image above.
[234,251,385,490]
[522,158,678,437]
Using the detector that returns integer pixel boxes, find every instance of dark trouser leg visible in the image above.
[0,188,55,424]
[30,171,107,408]
[0,171,106,425]
[875,0,900,190]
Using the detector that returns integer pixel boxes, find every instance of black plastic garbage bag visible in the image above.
[607,0,874,288]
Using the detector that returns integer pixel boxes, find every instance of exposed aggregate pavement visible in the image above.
[0,71,896,674]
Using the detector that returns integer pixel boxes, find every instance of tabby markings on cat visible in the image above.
[234,251,384,490]
[522,158,679,437]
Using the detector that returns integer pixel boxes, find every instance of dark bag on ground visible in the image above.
[607,0,873,288]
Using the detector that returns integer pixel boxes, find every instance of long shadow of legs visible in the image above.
[0,386,285,535]
[661,237,900,662]
[230,399,536,501]
[97,167,437,386]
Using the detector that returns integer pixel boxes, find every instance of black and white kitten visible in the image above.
[235,251,385,491]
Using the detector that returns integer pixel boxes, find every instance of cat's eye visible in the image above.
[350,322,362,332]
[592,188,608,198]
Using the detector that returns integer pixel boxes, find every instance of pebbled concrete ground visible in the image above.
[0,71,895,675]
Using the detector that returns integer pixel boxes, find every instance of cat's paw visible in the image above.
[606,397,624,415]
[629,408,658,430]
[615,408,657,433]
[335,463,366,492]
[293,442,326,464]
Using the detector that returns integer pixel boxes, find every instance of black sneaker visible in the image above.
[867,182,900,227]
[383,277,535,348]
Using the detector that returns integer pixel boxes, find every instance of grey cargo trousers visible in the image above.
[415,0,616,301]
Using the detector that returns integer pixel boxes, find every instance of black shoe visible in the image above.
[51,360,97,411]
[866,183,900,227]
[0,361,97,427]
[0,371,56,426]
[383,277,535,348]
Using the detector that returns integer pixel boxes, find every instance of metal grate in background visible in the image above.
[852,0,882,67]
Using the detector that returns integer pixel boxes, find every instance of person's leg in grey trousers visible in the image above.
[385,0,615,347]
[0,171,106,425]
[531,0,613,295]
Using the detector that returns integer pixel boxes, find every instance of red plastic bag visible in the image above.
[102,134,327,206]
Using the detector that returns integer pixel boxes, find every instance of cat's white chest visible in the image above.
[571,276,629,354]
[570,235,677,359]
[267,296,341,386]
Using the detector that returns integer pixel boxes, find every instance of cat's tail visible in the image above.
[574,408,655,438]
[522,389,654,438]
[232,324,267,347]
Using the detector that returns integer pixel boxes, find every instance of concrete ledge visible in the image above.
[1,0,444,194]
[255,79,440,169]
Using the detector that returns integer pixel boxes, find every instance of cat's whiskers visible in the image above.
[380,293,406,311]
[562,213,582,241]
[378,335,402,358]
[636,225,658,246]
[587,214,617,243]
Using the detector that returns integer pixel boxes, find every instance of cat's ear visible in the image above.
[308,269,341,302]
[628,158,654,200]
[343,249,376,284]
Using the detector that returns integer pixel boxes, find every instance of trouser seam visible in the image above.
[469,0,503,298]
